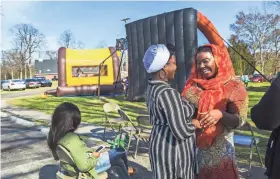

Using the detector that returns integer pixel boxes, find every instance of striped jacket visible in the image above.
[146,80,197,179]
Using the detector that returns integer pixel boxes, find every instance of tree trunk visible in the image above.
[29,65,32,78]
[260,47,264,74]
[24,64,27,79]
[11,70,14,79]
[240,60,243,75]
[262,61,265,74]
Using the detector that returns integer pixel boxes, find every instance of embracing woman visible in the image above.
[182,44,248,179]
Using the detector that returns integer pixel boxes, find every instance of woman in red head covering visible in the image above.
[182,44,248,179]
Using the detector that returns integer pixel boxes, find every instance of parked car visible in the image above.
[1,80,7,90]
[34,76,45,80]
[34,77,46,86]
[0,80,6,89]
[24,78,40,88]
[2,79,26,91]
[40,79,52,87]
[251,74,266,82]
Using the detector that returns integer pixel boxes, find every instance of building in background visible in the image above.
[34,59,58,80]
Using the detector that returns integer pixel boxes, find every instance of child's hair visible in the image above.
[47,102,81,160]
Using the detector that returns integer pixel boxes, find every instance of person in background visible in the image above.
[241,74,249,88]
[251,75,280,179]
[122,77,129,97]
[47,102,134,179]
[182,44,248,179]
[76,67,83,77]
[144,43,198,179]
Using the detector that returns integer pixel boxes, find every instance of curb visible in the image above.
[1,108,51,126]
[1,108,42,123]
[1,111,96,137]
[1,111,50,135]
[10,115,36,127]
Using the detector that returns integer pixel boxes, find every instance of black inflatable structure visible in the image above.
[126,8,198,101]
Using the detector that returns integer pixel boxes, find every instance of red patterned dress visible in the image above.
[184,79,248,179]
[182,44,248,179]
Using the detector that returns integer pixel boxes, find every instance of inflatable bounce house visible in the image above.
[45,47,123,97]
[125,8,232,101]
[46,7,232,98]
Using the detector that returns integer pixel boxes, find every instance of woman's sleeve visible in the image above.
[158,89,196,140]
[226,83,248,129]
[66,135,98,172]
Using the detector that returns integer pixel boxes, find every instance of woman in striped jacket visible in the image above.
[143,43,198,179]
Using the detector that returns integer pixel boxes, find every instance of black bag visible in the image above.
[265,126,280,177]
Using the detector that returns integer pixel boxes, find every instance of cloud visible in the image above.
[1,1,36,25]
[45,35,60,51]
[1,1,38,50]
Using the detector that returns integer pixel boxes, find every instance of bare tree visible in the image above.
[1,50,21,79]
[45,50,58,60]
[267,27,280,74]
[10,24,46,78]
[96,40,107,48]
[76,40,85,49]
[230,10,279,73]
[58,30,84,49]
[58,30,75,48]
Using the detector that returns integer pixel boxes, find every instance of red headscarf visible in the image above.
[182,44,235,149]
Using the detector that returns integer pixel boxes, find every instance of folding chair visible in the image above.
[103,103,127,139]
[56,145,108,179]
[118,110,151,158]
[234,122,264,176]
[135,115,151,156]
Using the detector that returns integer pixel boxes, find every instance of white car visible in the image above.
[2,79,26,91]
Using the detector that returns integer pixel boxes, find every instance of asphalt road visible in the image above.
[1,114,57,179]
[1,87,53,99]
[0,85,59,179]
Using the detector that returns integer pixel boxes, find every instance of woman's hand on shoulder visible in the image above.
[199,109,223,128]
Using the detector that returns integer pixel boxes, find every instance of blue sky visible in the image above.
[1,1,266,51]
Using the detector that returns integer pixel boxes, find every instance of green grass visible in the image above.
[8,95,147,125]
[235,82,271,165]
[7,81,272,165]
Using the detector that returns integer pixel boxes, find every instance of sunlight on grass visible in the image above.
[235,82,271,165]
[8,95,148,124]
[9,82,268,124]
[7,81,271,165]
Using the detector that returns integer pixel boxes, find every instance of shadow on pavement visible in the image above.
[39,164,58,179]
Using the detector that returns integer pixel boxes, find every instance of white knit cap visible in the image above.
[143,44,170,73]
